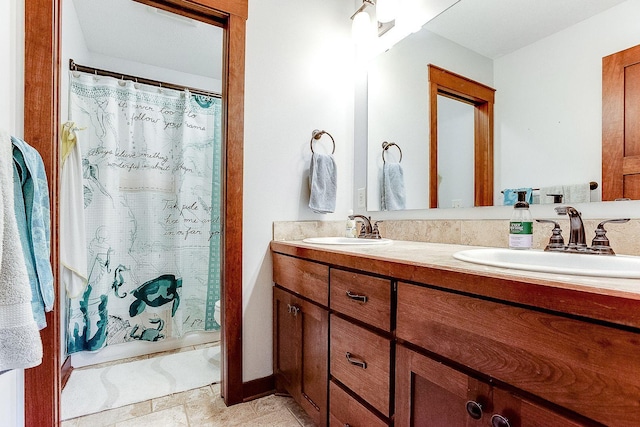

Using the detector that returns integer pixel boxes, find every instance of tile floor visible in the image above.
[61,383,315,427]
[61,344,315,427]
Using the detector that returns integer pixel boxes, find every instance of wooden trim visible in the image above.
[221,11,246,406]
[602,43,640,200]
[23,0,61,425]
[60,357,72,390]
[428,64,495,208]
[242,375,276,402]
[23,0,247,425]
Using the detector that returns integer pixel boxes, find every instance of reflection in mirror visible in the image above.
[437,95,473,208]
[365,0,639,211]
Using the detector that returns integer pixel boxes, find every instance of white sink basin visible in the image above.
[302,237,392,245]
[453,248,640,279]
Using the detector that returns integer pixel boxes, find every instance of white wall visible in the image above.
[243,0,355,381]
[367,29,492,210]
[495,0,640,203]
[1,0,25,425]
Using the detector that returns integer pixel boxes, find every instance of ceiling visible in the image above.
[71,0,629,79]
[425,0,629,59]
[71,0,223,79]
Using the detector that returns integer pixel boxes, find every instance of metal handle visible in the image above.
[345,352,367,369]
[287,304,300,316]
[346,291,368,303]
[598,218,630,227]
[491,414,511,427]
[465,400,483,420]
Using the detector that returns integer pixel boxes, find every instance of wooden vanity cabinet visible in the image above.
[395,345,585,427]
[273,254,329,426]
[396,281,640,426]
[272,241,640,426]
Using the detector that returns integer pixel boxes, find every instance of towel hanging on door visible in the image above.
[0,130,43,371]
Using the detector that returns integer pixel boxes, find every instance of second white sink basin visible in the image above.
[303,237,392,245]
[453,248,640,279]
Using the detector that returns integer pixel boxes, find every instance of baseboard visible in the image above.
[242,375,275,402]
[61,356,73,389]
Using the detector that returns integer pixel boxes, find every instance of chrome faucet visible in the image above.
[554,206,587,251]
[348,214,380,239]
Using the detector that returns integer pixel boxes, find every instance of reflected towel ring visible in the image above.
[310,129,335,154]
[382,141,402,163]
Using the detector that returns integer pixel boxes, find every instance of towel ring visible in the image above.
[382,141,402,163]
[310,129,335,154]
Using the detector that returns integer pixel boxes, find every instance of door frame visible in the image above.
[23,0,247,425]
[428,64,495,208]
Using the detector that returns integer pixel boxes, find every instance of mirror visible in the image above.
[366,0,638,211]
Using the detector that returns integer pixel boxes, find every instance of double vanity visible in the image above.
[271,237,640,426]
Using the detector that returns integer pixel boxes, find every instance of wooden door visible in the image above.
[273,286,328,426]
[273,287,302,396]
[602,44,640,200]
[395,345,491,427]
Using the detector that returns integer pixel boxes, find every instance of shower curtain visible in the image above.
[66,71,221,354]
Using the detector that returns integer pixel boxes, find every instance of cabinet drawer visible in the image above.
[329,380,388,427]
[330,269,392,331]
[397,282,640,426]
[273,253,329,306]
[330,314,391,416]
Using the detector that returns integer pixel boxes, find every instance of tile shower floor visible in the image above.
[61,345,314,427]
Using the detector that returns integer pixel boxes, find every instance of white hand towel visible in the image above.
[308,153,337,214]
[0,130,43,371]
[539,183,591,204]
[60,122,88,298]
[381,163,406,211]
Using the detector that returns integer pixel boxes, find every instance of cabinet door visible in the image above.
[396,345,491,427]
[491,388,588,427]
[273,286,329,426]
[274,287,301,395]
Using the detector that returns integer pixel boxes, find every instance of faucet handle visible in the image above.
[371,221,383,239]
[536,219,565,251]
[591,219,630,255]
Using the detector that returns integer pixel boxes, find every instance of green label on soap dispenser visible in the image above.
[510,221,532,234]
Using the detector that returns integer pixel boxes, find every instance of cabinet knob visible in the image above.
[286,304,300,316]
[345,352,367,369]
[346,290,368,303]
[465,400,483,420]
[491,414,511,427]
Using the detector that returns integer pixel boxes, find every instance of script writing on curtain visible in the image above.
[65,72,222,354]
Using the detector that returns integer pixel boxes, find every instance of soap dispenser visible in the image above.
[345,210,357,238]
[509,190,533,249]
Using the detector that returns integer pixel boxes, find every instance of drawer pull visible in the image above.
[491,414,511,427]
[465,400,483,420]
[287,304,300,316]
[345,352,367,369]
[346,290,368,303]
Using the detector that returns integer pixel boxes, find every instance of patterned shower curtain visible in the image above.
[66,71,221,354]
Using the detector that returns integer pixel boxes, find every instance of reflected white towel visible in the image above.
[539,183,591,204]
[0,130,43,371]
[308,153,337,214]
[60,123,88,298]
[381,163,406,211]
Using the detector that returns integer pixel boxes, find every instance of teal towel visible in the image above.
[503,188,533,206]
[12,137,54,327]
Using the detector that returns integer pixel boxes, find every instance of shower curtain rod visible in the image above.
[69,59,221,99]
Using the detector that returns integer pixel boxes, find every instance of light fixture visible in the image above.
[351,0,375,46]
[376,0,396,24]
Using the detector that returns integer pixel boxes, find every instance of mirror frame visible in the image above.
[428,64,495,208]
[23,0,247,424]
